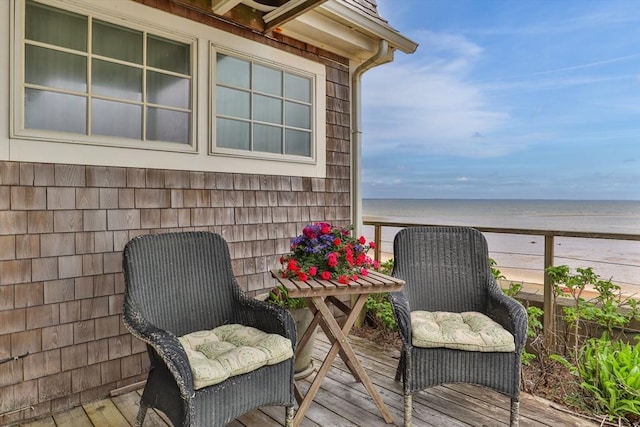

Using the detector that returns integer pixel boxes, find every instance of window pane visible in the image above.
[253,124,282,154]
[285,129,311,157]
[25,89,86,134]
[254,94,282,124]
[217,54,250,89]
[148,35,190,75]
[92,99,141,139]
[217,118,250,150]
[26,1,87,51]
[26,45,86,92]
[147,71,189,109]
[92,20,142,64]
[147,108,190,144]
[285,73,311,102]
[253,63,281,96]
[285,101,310,129]
[93,59,141,101]
[217,87,250,119]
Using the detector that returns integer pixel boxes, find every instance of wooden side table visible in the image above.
[271,270,405,426]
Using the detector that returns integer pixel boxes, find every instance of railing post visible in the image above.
[374,225,382,263]
[543,234,555,347]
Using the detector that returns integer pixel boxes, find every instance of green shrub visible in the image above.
[572,335,640,423]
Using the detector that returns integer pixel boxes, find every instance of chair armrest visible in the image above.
[389,291,412,350]
[233,289,297,344]
[123,303,195,398]
[486,279,528,351]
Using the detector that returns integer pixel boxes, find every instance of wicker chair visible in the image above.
[122,232,296,426]
[389,226,528,427]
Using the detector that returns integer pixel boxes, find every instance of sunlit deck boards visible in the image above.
[16,333,596,427]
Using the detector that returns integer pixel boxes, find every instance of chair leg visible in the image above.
[285,405,294,427]
[135,403,148,427]
[510,398,519,427]
[395,354,404,382]
[403,394,412,427]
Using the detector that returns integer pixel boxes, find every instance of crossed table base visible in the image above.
[271,270,405,427]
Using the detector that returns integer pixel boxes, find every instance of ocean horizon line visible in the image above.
[363,197,640,202]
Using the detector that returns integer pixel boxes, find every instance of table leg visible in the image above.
[292,295,394,426]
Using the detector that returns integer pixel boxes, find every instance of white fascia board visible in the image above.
[281,12,377,59]
[318,0,417,54]
[211,0,243,15]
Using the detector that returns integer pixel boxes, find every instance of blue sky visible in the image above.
[362,0,640,200]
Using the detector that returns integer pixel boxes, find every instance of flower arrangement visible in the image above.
[279,222,379,285]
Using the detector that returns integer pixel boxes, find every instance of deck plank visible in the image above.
[51,406,92,426]
[17,418,57,427]
[84,398,131,426]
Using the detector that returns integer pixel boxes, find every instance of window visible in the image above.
[215,52,314,159]
[22,0,193,145]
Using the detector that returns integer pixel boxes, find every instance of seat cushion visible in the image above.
[178,325,293,389]
[411,311,515,352]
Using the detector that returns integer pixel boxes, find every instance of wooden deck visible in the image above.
[15,333,597,427]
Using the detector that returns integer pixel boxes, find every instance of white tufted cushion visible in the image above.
[411,311,515,352]
[178,325,293,390]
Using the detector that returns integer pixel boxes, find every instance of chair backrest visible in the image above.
[123,232,239,337]
[392,226,492,313]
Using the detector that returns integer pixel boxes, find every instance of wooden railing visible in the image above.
[363,217,640,338]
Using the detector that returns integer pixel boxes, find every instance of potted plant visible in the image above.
[267,222,379,378]
[264,285,317,379]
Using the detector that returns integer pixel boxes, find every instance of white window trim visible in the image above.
[211,46,319,165]
[12,0,199,153]
[4,0,327,178]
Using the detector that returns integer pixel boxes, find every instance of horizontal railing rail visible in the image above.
[363,216,640,339]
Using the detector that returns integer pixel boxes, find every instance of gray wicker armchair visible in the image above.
[122,232,296,426]
[389,226,527,427]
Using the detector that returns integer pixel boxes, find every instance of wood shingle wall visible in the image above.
[0,2,352,423]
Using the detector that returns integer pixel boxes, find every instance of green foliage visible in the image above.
[546,265,639,359]
[361,258,396,331]
[378,258,394,276]
[365,292,397,331]
[576,335,640,423]
[546,265,640,424]
[266,285,306,309]
[489,258,506,281]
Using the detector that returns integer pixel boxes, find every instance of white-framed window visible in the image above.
[7,0,327,177]
[214,51,315,161]
[18,0,195,147]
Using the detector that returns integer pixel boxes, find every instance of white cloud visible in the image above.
[362,31,514,158]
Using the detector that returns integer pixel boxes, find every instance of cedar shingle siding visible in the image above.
[0,1,351,423]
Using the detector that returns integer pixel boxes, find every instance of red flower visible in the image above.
[327,252,338,267]
[320,224,332,234]
[360,268,368,276]
[338,275,349,284]
[369,241,376,249]
[356,253,366,266]
[287,258,299,272]
[309,266,318,276]
[279,255,285,264]
[321,271,331,280]
[351,274,358,281]
[334,238,341,247]
[297,272,308,281]
[358,236,366,245]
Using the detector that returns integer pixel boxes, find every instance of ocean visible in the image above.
[362,199,640,293]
